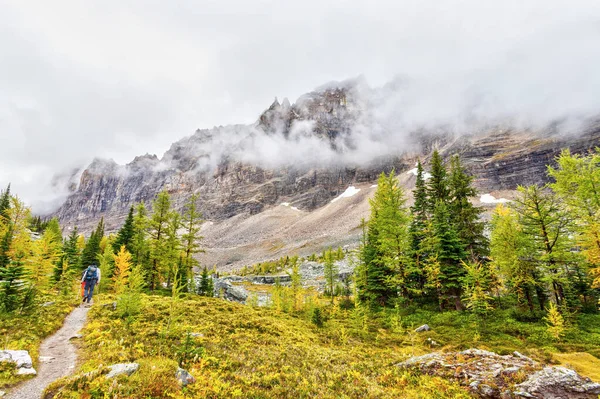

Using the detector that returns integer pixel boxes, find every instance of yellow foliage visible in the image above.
[113,246,132,295]
[544,302,566,340]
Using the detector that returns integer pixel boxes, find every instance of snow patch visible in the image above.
[280,202,300,211]
[407,168,432,180]
[480,194,510,204]
[332,186,361,203]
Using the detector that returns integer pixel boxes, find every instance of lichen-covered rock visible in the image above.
[514,366,600,399]
[106,363,139,379]
[398,349,538,398]
[212,278,248,303]
[175,367,195,386]
[415,324,431,332]
[398,349,600,399]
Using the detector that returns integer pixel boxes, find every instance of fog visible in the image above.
[0,0,599,213]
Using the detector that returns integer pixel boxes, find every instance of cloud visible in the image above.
[0,0,599,212]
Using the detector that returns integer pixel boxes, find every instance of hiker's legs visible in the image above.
[84,281,96,302]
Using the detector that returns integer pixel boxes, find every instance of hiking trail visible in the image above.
[6,305,90,399]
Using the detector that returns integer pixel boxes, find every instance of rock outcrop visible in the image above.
[397,349,600,399]
[0,350,36,376]
[49,79,600,269]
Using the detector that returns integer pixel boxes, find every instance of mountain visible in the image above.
[51,79,600,270]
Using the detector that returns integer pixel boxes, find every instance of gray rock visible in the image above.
[106,363,140,379]
[211,278,248,303]
[0,350,33,369]
[189,332,204,338]
[42,301,55,307]
[175,367,195,386]
[398,349,600,399]
[16,367,37,375]
[414,324,431,332]
[515,366,600,399]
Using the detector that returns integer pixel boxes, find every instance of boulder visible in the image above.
[106,363,139,379]
[211,278,248,303]
[0,350,36,375]
[515,366,600,399]
[398,349,600,399]
[175,367,195,386]
[414,324,430,333]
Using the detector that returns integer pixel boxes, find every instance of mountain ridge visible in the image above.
[50,80,600,270]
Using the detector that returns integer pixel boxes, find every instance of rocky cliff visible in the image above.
[51,80,600,269]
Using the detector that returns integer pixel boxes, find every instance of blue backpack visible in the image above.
[85,266,98,281]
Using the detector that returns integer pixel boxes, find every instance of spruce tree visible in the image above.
[113,206,136,254]
[430,202,466,310]
[197,266,213,296]
[409,160,429,293]
[0,254,33,313]
[448,155,488,259]
[80,218,104,269]
[427,150,449,211]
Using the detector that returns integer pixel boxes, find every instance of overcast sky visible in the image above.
[1,0,600,212]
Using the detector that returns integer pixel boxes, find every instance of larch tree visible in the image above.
[490,204,541,312]
[181,194,204,292]
[148,191,173,290]
[323,248,338,305]
[512,185,577,308]
[113,245,132,295]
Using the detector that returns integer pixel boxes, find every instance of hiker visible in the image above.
[81,264,101,303]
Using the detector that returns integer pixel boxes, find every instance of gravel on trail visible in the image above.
[5,305,90,399]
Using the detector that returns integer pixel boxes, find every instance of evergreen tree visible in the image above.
[409,161,429,282]
[80,218,104,269]
[0,253,35,313]
[430,202,466,310]
[113,206,136,254]
[448,155,488,259]
[427,150,449,211]
[53,228,80,283]
[197,266,214,297]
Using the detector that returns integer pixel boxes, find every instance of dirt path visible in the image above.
[6,305,90,399]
